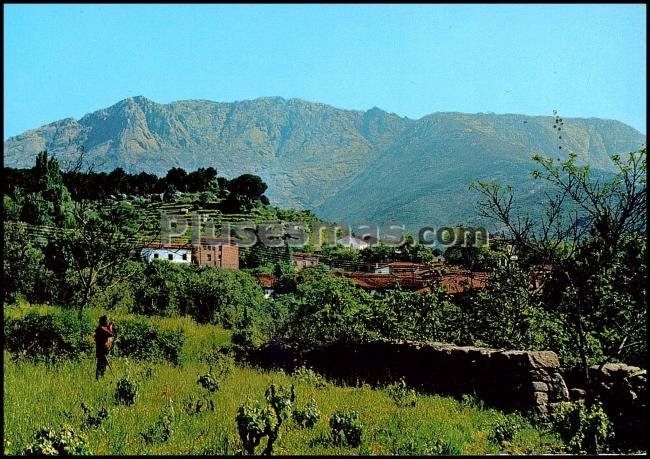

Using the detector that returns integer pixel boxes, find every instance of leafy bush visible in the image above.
[549,400,613,453]
[197,372,220,393]
[292,398,321,429]
[131,261,189,317]
[200,349,234,378]
[114,318,184,365]
[183,395,215,415]
[460,393,485,410]
[292,366,327,389]
[183,268,266,327]
[114,376,138,406]
[4,310,93,362]
[386,377,417,408]
[231,327,265,348]
[235,384,295,455]
[490,414,525,445]
[22,426,92,455]
[141,403,175,445]
[329,410,363,447]
[80,403,109,429]
[281,272,378,348]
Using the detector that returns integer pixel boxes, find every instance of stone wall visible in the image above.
[564,363,647,451]
[251,339,570,413]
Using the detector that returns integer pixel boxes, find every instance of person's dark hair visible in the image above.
[99,315,109,326]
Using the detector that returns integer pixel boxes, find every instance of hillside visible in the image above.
[4,96,645,229]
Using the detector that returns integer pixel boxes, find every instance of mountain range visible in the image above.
[4,96,646,231]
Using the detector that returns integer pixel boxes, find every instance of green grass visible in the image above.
[4,305,564,455]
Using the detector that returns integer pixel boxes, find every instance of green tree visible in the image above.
[58,200,146,317]
[18,151,74,227]
[183,267,266,327]
[471,145,646,452]
[372,288,463,342]
[221,174,269,213]
[132,261,191,316]
[277,270,377,348]
[2,223,53,304]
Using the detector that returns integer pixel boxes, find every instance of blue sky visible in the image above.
[3,4,647,138]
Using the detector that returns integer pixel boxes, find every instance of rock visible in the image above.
[550,372,570,401]
[570,388,586,400]
[530,351,561,369]
[532,381,549,392]
[533,391,548,405]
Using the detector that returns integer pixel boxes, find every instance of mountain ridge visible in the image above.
[4,96,645,229]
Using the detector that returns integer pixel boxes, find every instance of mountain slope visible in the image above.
[4,96,645,229]
[314,112,646,230]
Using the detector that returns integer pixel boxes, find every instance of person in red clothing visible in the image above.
[94,315,115,380]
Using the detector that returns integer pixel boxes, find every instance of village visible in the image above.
[137,232,548,300]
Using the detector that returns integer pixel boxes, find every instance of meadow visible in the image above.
[3,304,565,455]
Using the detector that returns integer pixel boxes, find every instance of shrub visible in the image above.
[329,410,363,447]
[386,377,417,408]
[549,400,613,453]
[114,318,184,365]
[141,403,175,445]
[197,372,220,393]
[235,384,295,455]
[231,327,264,348]
[22,426,92,455]
[183,395,215,415]
[281,273,378,348]
[4,310,93,362]
[292,398,321,429]
[114,376,138,406]
[183,268,266,327]
[292,366,327,389]
[131,260,188,317]
[490,414,525,445]
[80,403,109,429]
[460,393,485,410]
[200,349,234,378]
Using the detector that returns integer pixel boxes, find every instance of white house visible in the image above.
[336,235,369,250]
[140,243,192,264]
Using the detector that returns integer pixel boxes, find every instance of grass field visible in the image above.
[3,304,565,455]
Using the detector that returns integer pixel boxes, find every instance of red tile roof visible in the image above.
[141,242,193,250]
[438,272,489,294]
[336,269,489,294]
[334,272,430,292]
[254,274,277,288]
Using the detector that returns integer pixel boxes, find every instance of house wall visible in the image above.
[293,257,319,269]
[194,243,239,269]
[140,248,191,263]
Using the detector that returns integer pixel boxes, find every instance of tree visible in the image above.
[58,200,147,318]
[164,167,189,192]
[277,270,377,348]
[360,243,394,264]
[2,222,53,304]
[182,268,266,327]
[221,174,269,213]
[471,145,646,434]
[186,167,219,193]
[400,236,435,263]
[18,151,74,227]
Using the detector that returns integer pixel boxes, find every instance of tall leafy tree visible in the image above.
[472,145,646,390]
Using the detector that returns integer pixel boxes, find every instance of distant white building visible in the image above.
[140,243,192,264]
[336,235,369,250]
